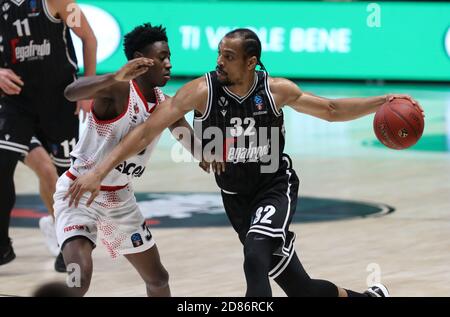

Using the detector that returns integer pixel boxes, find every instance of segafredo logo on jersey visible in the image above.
[11,39,51,63]
[115,161,146,177]
[71,5,121,68]
[445,27,450,58]
[226,140,271,163]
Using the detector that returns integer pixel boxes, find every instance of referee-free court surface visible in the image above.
[4,81,450,296]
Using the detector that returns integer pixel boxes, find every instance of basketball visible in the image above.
[373,98,424,150]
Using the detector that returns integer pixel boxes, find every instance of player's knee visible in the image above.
[39,162,58,179]
[37,163,58,186]
[243,247,270,276]
[144,267,169,291]
[243,234,274,274]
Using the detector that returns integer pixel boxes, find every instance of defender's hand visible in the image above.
[64,171,102,208]
[0,68,24,95]
[114,58,154,82]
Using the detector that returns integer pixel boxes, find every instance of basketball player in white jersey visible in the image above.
[53,24,193,296]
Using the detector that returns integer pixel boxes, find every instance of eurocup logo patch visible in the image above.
[445,27,450,58]
[29,0,37,12]
[254,95,264,111]
[131,233,143,247]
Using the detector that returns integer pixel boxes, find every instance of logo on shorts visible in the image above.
[131,233,143,247]
[64,224,90,233]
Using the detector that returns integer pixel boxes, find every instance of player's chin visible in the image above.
[158,77,170,86]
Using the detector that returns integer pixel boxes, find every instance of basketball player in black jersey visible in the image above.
[67,28,424,297]
[0,0,97,271]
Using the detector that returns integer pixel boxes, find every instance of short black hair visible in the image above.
[224,28,266,70]
[124,23,168,60]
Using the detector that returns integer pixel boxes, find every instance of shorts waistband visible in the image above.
[65,171,128,192]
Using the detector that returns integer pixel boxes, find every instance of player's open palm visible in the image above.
[114,57,154,82]
[65,171,102,208]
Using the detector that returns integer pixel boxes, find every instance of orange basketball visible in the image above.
[373,98,424,150]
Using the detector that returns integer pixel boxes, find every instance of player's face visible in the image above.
[142,41,172,87]
[216,37,249,86]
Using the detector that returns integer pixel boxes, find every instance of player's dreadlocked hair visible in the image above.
[124,23,168,60]
[224,28,266,71]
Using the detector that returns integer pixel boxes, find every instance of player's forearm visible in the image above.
[169,118,202,161]
[81,36,97,77]
[330,95,386,121]
[64,73,117,101]
[94,123,156,181]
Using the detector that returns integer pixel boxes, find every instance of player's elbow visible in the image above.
[64,84,77,102]
[324,100,339,122]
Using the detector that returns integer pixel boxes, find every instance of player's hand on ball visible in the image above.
[385,94,424,117]
[114,58,154,82]
[64,171,102,208]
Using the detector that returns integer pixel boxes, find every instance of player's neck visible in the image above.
[227,72,256,97]
[134,78,156,103]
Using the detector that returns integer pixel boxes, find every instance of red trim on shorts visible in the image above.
[91,99,129,125]
[132,80,159,113]
[65,171,128,191]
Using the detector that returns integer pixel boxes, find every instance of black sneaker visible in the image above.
[0,239,16,266]
[54,252,66,273]
[364,283,390,297]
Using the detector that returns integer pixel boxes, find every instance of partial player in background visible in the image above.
[0,0,97,272]
[66,28,424,297]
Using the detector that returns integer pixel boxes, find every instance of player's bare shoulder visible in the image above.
[267,76,303,108]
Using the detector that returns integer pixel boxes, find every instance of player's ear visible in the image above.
[247,56,257,71]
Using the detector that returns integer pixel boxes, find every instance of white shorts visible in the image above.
[53,173,155,258]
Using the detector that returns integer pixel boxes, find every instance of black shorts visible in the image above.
[18,136,43,163]
[221,155,300,259]
[0,80,78,171]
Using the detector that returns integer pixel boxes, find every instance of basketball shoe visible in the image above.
[364,283,390,297]
[0,238,16,265]
[39,215,60,256]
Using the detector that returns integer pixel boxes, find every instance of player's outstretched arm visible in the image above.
[270,77,423,122]
[169,115,203,162]
[50,0,98,121]
[65,77,205,207]
[64,57,154,101]
[49,0,97,77]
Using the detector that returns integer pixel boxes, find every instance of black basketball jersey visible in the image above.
[194,70,286,195]
[0,0,78,95]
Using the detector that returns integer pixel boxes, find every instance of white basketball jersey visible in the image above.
[68,80,165,186]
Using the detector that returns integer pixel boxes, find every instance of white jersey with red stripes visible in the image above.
[68,80,164,187]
